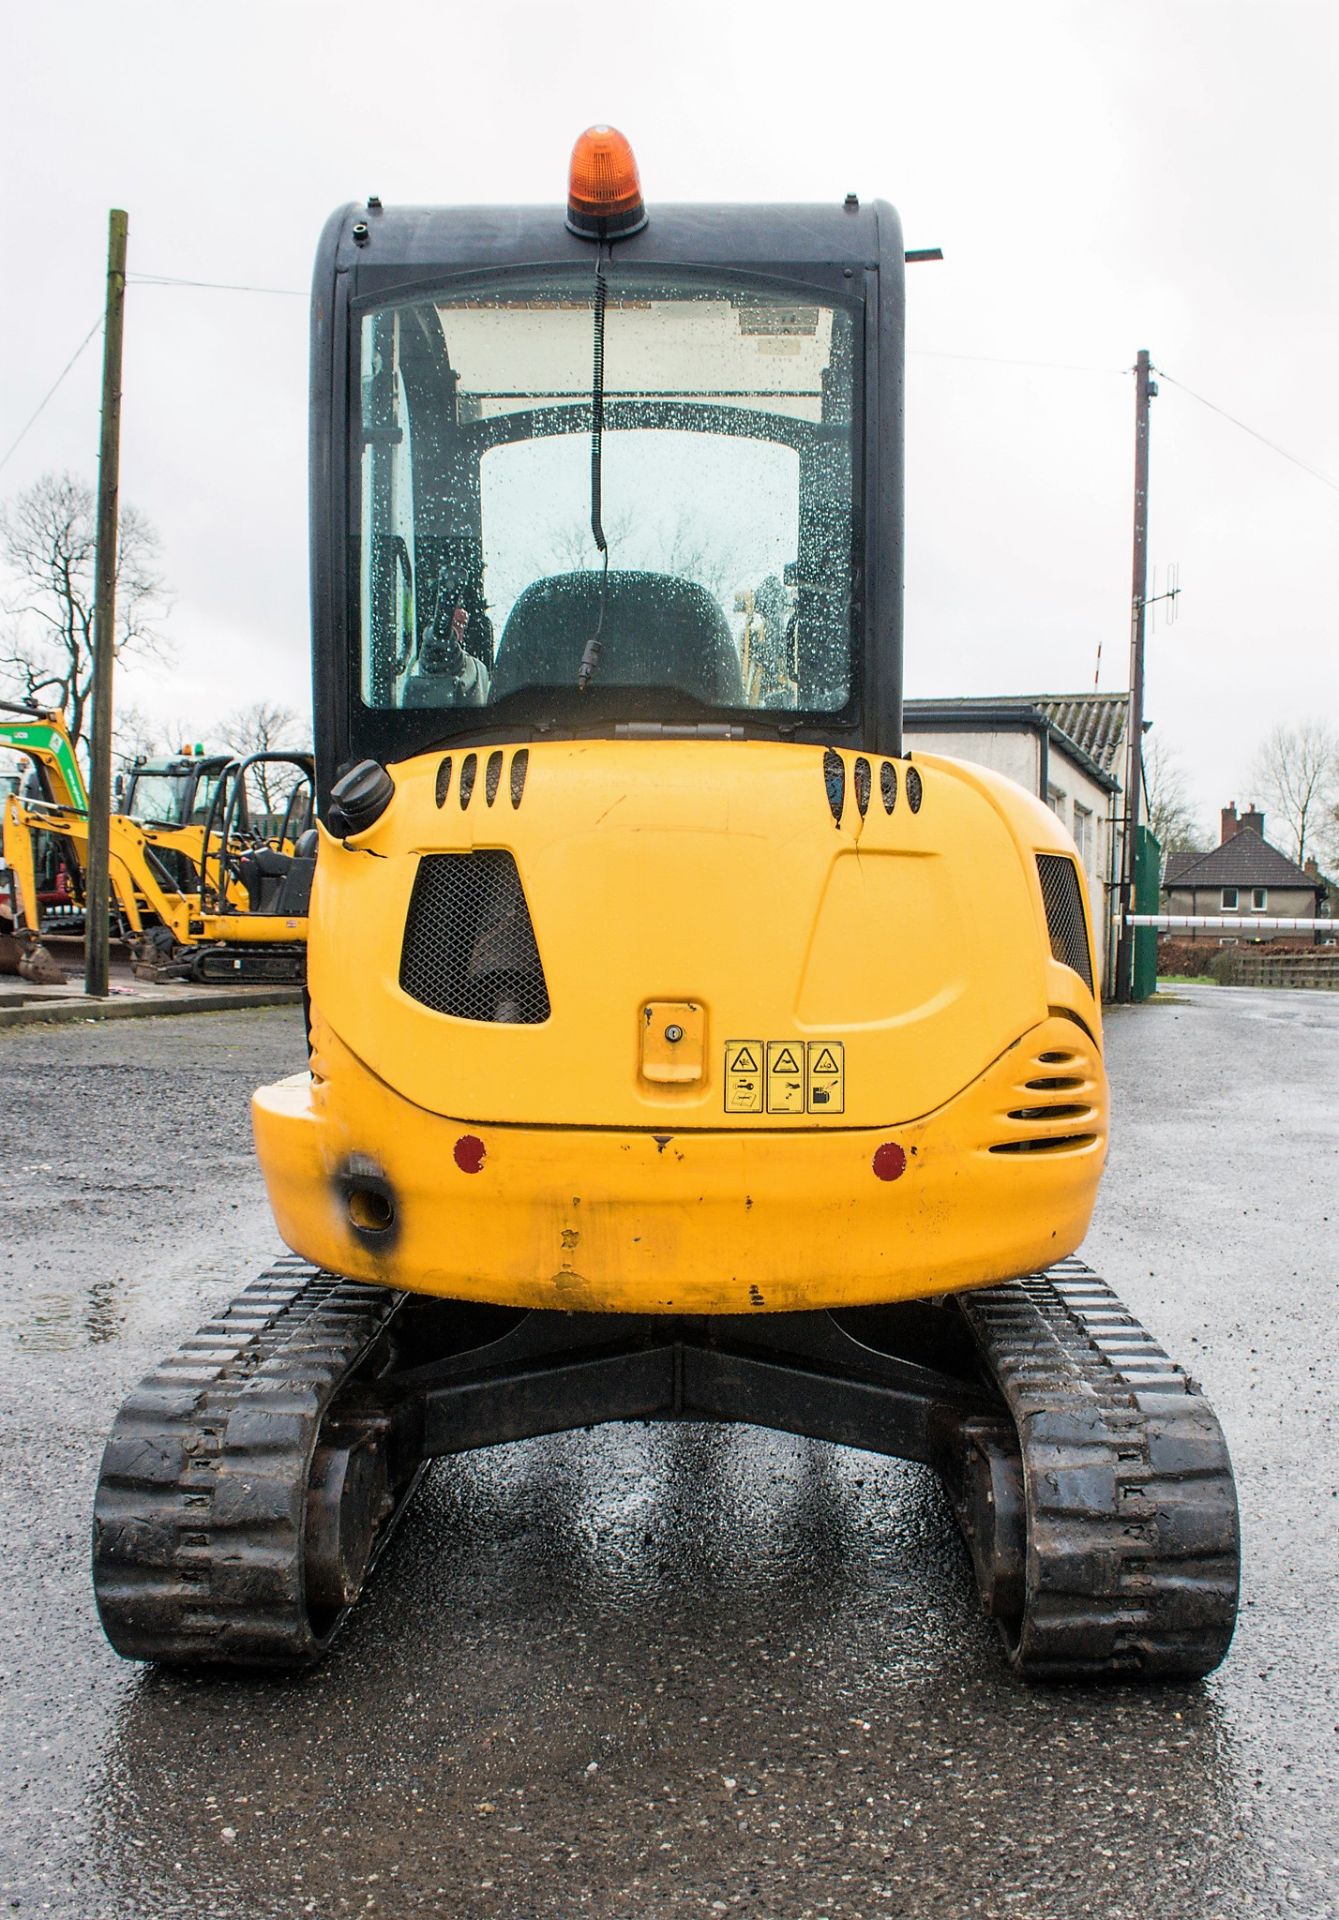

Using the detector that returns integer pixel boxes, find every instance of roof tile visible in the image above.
[1162,828,1323,892]
[903,692,1128,793]
[1036,694,1128,775]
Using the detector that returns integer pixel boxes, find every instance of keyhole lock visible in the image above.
[640,1002,703,1084]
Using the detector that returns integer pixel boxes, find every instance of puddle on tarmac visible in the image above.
[1,1221,286,1355]
[7,1274,138,1351]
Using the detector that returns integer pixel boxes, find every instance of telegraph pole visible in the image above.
[1114,348,1155,1003]
[84,209,128,999]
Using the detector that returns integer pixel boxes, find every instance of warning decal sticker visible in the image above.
[724,1041,764,1113]
[806,1042,845,1113]
[724,1040,846,1114]
[765,1042,805,1114]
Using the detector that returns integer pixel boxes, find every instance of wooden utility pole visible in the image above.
[1114,348,1155,1004]
[84,209,128,999]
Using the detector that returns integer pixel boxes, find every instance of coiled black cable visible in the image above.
[577,244,610,691]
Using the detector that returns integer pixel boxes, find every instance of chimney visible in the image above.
[1304,857,1320,879]
[1240,803,1265,838]
[1220,802,1239,843]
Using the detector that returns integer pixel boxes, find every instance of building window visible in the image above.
[1047,785,1065,817]
[1251,887,1268,911]
[1221,887,1239,910]
[1073,802,1094,869]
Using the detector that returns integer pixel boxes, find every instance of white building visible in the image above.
[904,693,1128,997]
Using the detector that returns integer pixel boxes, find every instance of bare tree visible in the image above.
[541,506,638,574]
[1249,721,1339,864]
[221,700,311,816]
[113,703,167,774]
[1141,734,1206,854]
[1315,797,1339,876]
[538,506,742,603]
[0,471,171,762]
[661,510,744,605]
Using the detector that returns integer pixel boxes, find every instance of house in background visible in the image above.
[1161,803,1329,944]
[904,692,1127,993]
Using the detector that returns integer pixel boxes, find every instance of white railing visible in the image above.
[1127,914,1331,932]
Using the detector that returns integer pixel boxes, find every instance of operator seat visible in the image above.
[234,830,318,916]
[491,570,744,705]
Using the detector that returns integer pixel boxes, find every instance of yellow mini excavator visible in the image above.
[0,703,315,982]
[0,702,90,979]
[93,131,1239,1678]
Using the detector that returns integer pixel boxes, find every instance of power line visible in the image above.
[1155,366,1339,494]
[910,348,1127,375]
[0,277,303,472]
[0,315,103,474]
[128,272,305,297]
[911,349,1339,496]
[9,298,1332,509]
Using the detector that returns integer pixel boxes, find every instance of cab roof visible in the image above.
[316,198,904,299]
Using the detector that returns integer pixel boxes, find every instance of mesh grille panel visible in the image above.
[400,852,550,1023]
[1036,854,1094,991]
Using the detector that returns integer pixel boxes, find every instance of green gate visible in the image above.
[1133,823,1161,1002]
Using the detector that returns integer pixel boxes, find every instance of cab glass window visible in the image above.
[354,274,858,722]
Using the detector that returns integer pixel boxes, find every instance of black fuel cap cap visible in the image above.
[328,760,394,838]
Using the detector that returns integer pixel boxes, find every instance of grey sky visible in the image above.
[2,0,1334,838]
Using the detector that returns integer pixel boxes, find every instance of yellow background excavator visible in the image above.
[0,701,315,982]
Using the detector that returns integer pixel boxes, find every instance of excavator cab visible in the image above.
[93,132,1239,1680]
[122,751,230,832]
[310,161,895,782]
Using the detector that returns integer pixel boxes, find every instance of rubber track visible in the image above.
[92,1258,408,1667]
[956,1256,1240,1680]
[191,944,305,984]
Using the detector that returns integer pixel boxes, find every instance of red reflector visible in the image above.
[454,1134,486,1174]
[872,1142,907,1182]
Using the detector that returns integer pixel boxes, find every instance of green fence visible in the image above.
[1133,824,1161,1002]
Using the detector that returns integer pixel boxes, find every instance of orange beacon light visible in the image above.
[566,125,647,239]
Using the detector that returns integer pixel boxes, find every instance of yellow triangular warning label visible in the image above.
[772,1046,800,1074]
[729,1045,759,1073]
[812,1047,840,1074]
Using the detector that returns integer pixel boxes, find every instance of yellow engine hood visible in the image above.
[308,740,1096,1130]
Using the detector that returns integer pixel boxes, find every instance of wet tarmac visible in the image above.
[0,986,1335,1919]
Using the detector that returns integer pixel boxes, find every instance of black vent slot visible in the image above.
[1036,854,1093,992]
[400,852,550,1024]
[990,1134,1096,1156]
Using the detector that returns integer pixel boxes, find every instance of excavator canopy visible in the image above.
[309,198,905,800]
